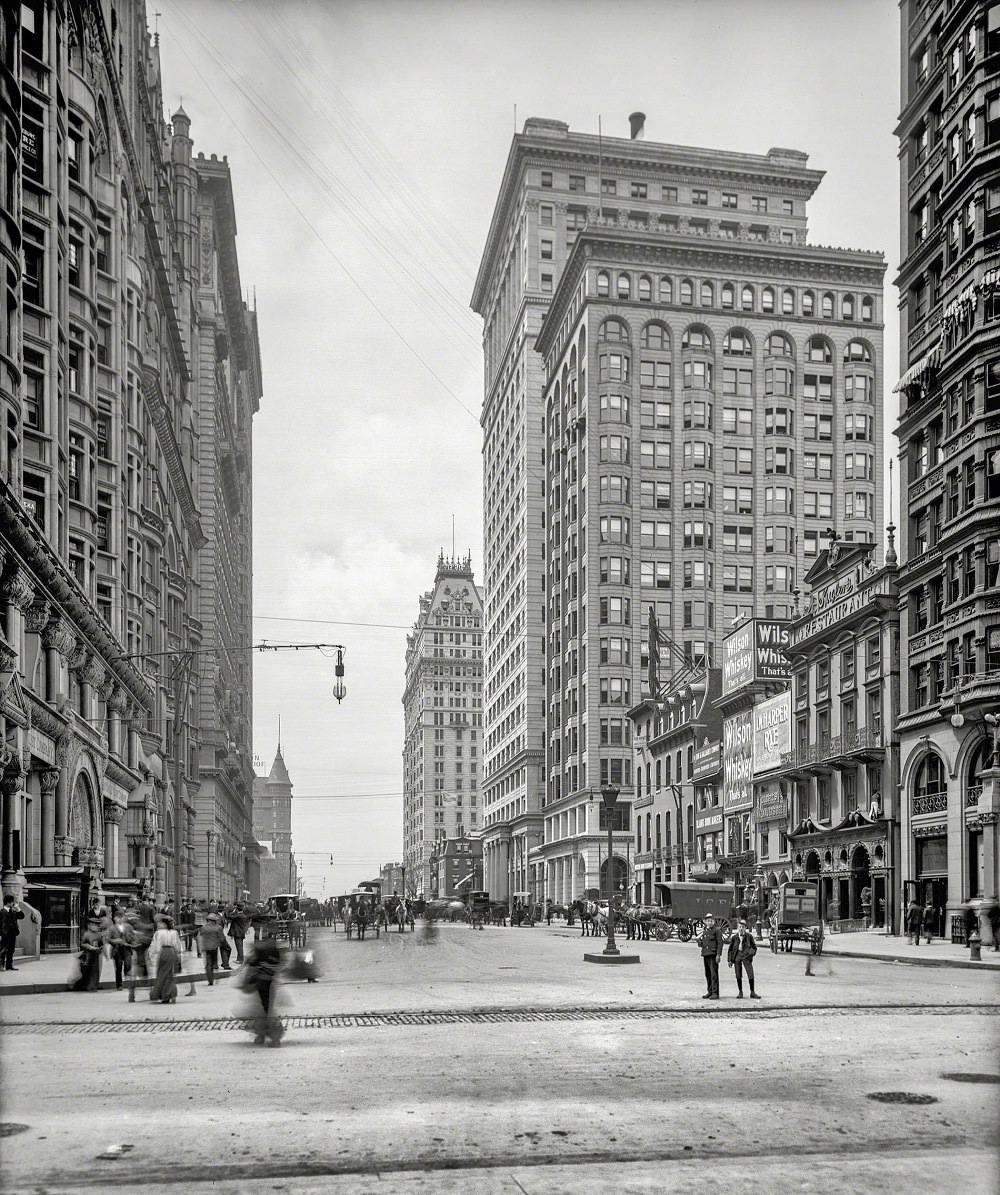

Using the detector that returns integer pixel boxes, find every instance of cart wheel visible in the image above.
[655,925,668,942]
[677,922,693,943]
[720,920,733,942]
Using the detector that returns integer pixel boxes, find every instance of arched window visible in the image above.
[807,335,832,363]
[638,274,652,301]
[762,286,776,313]
[682,325,712,351]
[700,280,714,307]
[721,282,735,309]
[914,753,946,797]
[766,332,794,357]
[844,339,872,363]
[861,296,874,322]
[842,294,855,320]
[821,292,835,318]
[655,813,661,848]
[599,317,630,343]
[596,270,610,297]
[782,288,795,315]
[646,812,652,851]
[617,273,631,300]
[578,326,587,356]
[723,328,753,356]
[680,279,694,306]
[803,290,815,317]
[640,322,669,350]
[741,284,755,311]
[659,276,673,303]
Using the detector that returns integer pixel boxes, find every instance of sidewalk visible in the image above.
[0,945,239,997]
[549,923,1000,970]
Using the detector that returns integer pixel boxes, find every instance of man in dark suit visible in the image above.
[1,894,26,970]
[700,912,725,999]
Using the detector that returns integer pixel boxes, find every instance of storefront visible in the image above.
[787,809,891,928]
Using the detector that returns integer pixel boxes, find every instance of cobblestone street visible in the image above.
[2,926,998,1193]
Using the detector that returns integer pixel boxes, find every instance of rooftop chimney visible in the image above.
[629,112,646,140]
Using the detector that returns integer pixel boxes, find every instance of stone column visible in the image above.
[103,802,124,878]
[2,564,35,662]
[0,765,25,899]
[38,770,58,866]
[977,763,1000,945]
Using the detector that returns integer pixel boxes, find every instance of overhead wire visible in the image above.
[159,9,481,422]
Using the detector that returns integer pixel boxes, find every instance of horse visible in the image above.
[353,899,372,941]
[572,899,599,936]
[343,904,354,940]
[395,900,413,933]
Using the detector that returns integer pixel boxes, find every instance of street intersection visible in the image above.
[1,924,997,1194]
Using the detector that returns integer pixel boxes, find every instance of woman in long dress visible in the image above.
[70,921,104,991]
[148,915,183,1003]
[235,938,285,1046]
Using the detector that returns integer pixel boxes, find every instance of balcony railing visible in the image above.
[912,791,948,816]
[779,727,884,770]
[965,785,982,809]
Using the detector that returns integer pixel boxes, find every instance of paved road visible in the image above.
[2,925,998,1194]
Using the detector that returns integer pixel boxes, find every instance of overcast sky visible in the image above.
[156,0,900,900]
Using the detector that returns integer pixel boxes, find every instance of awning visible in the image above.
[892,341,941,393]
[942,283,978,326]
[981,267,998,292]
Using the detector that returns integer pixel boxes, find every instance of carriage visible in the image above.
[384,894,415,932]
[343,889,381,940]
[769,880,824,955]
[652,882,738,943]
[467,890,490,930]
[264,893,306,945]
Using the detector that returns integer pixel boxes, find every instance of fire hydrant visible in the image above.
[968,931,982,962]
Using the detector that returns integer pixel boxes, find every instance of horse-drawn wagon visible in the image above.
[264,893,306,946]
[466,890,490,930]
[769,880,824,955]
[652,882,737,942]
[343,889,381,940]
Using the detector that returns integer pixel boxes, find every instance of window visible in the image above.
[683,480,713,509]
[803,412,833,440]
[599,433,629,462]
[782,199,794,216]
[599,394,629,422]
[600,474,630,503]
[640,480,671,510]
[845,492,873,521]
[692,188,708,205]
[639,360,671,389]
[599,352,629,383]
[638,275,652,301]
[683,520,712,548]
[846,374,872,403]
[540,239,553,260]
[723,486,753,515]
[782,289,795,315]
[845,453,873,481]
[762,287,775,313]
[630,181,647,199]
[682,440,712,468]
[569,174,586,192]
[540,273,552,293]
[721,283,734,309]
[804,373,832,402]
[723,564,754,593]
[662,185,678,202]
[842,294,855,321]
[751,196,767,213]
[602,177,617,195]
[741,284,754,311]
[723,446,754,474]
[683,359,712,388]
[764,526,793,553]
[683,400,712,430]
[617,273,631,300]
[541,171,553,188]
[539,205,553,226]
[640,398,671,427]
[690,218,709,237]
[722,367,752,397]
[599,556,629,584]
[680,279,693,305]
[658,276,673,303]
[821,293,834,318]
[765,446,794,474]
[861,296,874,322]
[765,565,794,593]
[723,525,753,553]
[640,440,671,469]
[700,281,714,307]
[802,290,815,317]
[599,516,630,545]
[723,329,752,356]
[765,367,793,397]
[684,560,713,588]
[765,407,793,435]
[722,407,753,436]
[722,192,737,209]
[846,413,872,441]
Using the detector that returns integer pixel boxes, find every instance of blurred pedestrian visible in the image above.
[905,899,922,946]
[727,919,760,999]
[70,920,104,991]
[108,909,134,991]
[198,912,226,986]
[922,903,935,944]
[700,912,724,999]
[227,902,249,963]
[238,939,285,1046]
[148,915,182,1004]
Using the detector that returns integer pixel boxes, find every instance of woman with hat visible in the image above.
[69,919,104,991]
[147,915,183,1003]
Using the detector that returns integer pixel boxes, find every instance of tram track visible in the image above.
[1,1000,995,1034]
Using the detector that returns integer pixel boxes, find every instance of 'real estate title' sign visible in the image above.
[722,619,790,695]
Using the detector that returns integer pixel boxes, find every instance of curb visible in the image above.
[0,968,237,997]
[819,947,1000,971]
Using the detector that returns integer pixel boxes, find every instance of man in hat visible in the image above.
[699,912,725,999]
[726,918,761,998]
[198,912,227,986]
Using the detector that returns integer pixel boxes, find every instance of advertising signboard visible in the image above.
[692,740,722,780]
[721,620,790,695]
[722,710,753,812]
[752,691,793,774]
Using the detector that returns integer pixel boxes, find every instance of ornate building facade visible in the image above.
[0,1,258,935]
[252,745,297,901]
[894,0,1000,939]
[497,116,886,906]
[402,554,483,898]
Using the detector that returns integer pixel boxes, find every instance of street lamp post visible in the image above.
[601,785,620,957]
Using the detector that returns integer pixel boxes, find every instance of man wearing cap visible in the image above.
[727,919,761,999]
[699,912,725,999]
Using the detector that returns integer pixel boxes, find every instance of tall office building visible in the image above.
[252,744,297,900]
[475,116,885,906]
[402,553,483,898]
[894,1,1000,934]
[0,2,259,923]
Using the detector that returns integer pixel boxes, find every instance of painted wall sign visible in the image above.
[790,575,891,646]
[692,741,722,779]
[723,709,753,812]
[722,620,790,695]
[752,691,793,774]
[755,789,789,822]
